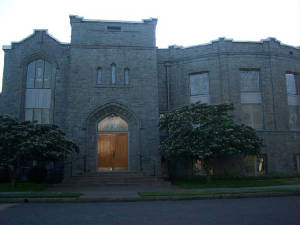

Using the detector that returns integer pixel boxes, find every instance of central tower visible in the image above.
[66,16,161,175]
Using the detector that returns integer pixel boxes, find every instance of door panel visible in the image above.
[98,133,128,170]
[98,134,113,169]
[113,133,128,169]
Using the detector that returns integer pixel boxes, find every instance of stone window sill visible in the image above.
[95,84,132,88]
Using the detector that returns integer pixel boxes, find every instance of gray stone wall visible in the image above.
[157,38,300,174]
[1,16,299,176]
[70,15,157,47]
[1,30,70,133]
[66,17,160,175]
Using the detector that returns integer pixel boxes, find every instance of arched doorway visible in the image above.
[97,116,128,171]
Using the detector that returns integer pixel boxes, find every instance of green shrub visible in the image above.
[27,166,47,183]
[0,166,10,183]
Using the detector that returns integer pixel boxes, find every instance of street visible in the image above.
[0,196,299,225]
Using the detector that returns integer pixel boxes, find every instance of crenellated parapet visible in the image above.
[69,15,157,48]
[157,37,300,63]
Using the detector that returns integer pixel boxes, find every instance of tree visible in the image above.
[0,115,79,187]
[159,102,263,182]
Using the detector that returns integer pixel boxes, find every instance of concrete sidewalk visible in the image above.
[0,184,299,203]
[45,184,300,199]
[45,185,181,198]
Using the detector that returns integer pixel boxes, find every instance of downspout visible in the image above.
[267,42,277,129]
[165,63,170,111]
[164,62,170,177]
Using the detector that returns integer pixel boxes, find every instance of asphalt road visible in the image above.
[0,196,299,225]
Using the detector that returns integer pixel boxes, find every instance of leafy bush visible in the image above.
[0,166,10,183]
[0,115,79,187]
[160,103,264,182]
[27,166,48,183]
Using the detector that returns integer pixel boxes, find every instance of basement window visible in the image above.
[245,154,267,175]
[107,26,121,31]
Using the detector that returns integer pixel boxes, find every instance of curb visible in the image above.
[0,191,298,203]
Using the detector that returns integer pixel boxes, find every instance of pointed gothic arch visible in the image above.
[85,102,141,172]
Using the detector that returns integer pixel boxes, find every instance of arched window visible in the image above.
[26,59,51,88]
[111,64,116,84]
[97,68,102,84]
[25,59,52,124]
[124,68,129,85]
[98,116,128,132]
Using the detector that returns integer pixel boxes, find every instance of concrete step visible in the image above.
[56,183,168,187]
[62,178,164,184]
[70,175,147,179]
[81,172,145,177]
[59,180,167,185]
[56,171,170,187]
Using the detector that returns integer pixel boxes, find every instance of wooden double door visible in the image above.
[97,133,128,170]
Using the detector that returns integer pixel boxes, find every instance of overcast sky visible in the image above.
[0,0,299,92]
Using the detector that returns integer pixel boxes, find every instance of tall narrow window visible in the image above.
[189,72,210,104]
[35,59,44,88]
[286,73,300,129]
[111,64,116,84]
[240,70,263,129]
[43,61,51,88]
[286,73,298,94]
[97,68,102,84]
[26,62,35,88]
[124,68,129,85]
[24,59,52,124]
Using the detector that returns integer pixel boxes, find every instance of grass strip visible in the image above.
[172,178,299,189]
[0,183,47,192]
[138,188,300,197]
[0,192,83,198]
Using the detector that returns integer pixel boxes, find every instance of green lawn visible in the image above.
[0,192,83,198]
[0,183,47,192]
[0,183,83,198]
[172,177,299,189]
[138,188,300,197]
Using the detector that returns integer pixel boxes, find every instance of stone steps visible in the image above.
[56,171,170,187]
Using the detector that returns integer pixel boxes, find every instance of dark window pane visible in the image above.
[107,26,121,31]
[26,62,35,88]
[35,59,44,88]
[111,65,116,84]
[42,109,50,124]
[97,68,102,84]
[241,104,263,129]
[240,70,260,92]
[25,109,33,121]
[33,109,42,124]
[288,105,300,129]
[124,69,129,85]
[190,73,209,95]
[286,74,297,95]
[43,61,51,88]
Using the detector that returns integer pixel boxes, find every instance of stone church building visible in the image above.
[0,15,299,178]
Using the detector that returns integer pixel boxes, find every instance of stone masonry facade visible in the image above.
[1,15,299,177]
